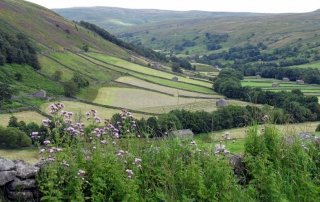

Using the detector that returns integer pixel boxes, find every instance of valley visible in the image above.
[0,1,319,201]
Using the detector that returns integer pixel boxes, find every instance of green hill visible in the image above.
[0,0,222,119]
[55,7,320,56]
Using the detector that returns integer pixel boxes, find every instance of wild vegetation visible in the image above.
[32,104,320,201]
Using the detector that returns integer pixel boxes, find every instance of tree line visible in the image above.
[0,30,39,69]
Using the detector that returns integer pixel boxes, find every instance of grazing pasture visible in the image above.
[0,148,39,164]
[116,76,221,98]
[85,52,213,88]
[77,53,215,94]
[0,111,46,126]
[241,77,320,96]
[41,101,151,121]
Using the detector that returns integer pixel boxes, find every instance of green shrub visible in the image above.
[0,126,32,148]
[316,124,320,132]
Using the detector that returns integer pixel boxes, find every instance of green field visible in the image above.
[41,101,151,121]
[241,77,320,96]
[192,63,218,72]
[116,76,221,98]
[94,87,257,114]
[78,53,215,94]
[0,148,39,164]
[0,111,46,126]
[85,52,213,88]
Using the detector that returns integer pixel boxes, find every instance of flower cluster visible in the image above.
[42,119,52,128]
[49,103,65,114]
[66,123,85,136]
[125,169,134,179]
[86,109,102,123]
[214,142,230,155]
[31,131,40,139]
[134,158,142,169]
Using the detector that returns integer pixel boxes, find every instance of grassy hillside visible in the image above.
[54,7,260,32]
[55,7,320,56]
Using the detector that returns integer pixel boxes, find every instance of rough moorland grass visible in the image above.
[94,87,212,111]
[86,52,213,88]
[116,76,221,98]
[0,111,46,126]
[41,101,150,121]
[0,148,39,164]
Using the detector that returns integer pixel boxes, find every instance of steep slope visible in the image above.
[0,0,129,57]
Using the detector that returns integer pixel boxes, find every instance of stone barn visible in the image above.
[282,77,290,82]
[272,82,280,88]
[296,80,305,84]
[216,99,228,107]
[172,76,179,82]
[171,129,194,139]
[32,90,47,99]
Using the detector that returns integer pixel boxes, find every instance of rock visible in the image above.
[14,160,39,179]
[0,171,16,186]
[6,190,34,201]
[229,155,248,185]
[0,158,15,171]
[7,178,36,191]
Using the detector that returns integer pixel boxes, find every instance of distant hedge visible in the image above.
[0,126,32,149]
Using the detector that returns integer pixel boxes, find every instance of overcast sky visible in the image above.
[25,0,320,13]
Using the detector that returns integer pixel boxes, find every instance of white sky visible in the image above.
[25,0,320,13]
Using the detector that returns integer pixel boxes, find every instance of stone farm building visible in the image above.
[32,90,47,99]
[272,82,280,88]
[171,129,194,139]
[216,99,228,107]
[282,77,290,82]
[296,80,305,84]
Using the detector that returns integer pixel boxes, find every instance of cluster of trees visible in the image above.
[79,21,167,62]
[205,33,229,51]
[214,69,320,123]
[238,64,320,84]
[0,30,39,69]
[109,105,264,137]
[63,73,89,97]
[174,39,196,51]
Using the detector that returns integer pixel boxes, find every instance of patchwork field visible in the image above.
[116,76,221,98]
[41,101,151,121]
[85,52,213,88]
[94,87,257,114]
[0,111,46,126]
[241,77,320,96]
[78,53,215,94]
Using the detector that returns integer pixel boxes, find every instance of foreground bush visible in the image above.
[0,126,32,148]
[36,103,320,201]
